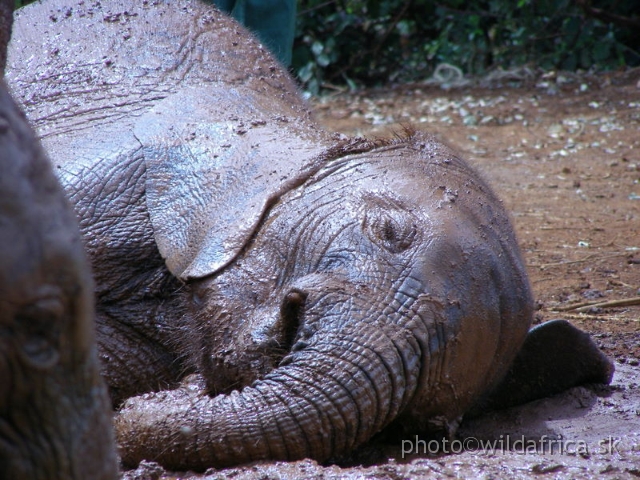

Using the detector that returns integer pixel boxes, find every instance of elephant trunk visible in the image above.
[115,324,421,471]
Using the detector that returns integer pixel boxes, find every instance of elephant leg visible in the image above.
[209,0,296,65]
[243,0,296,65]
[96,315,184,406]
[211,0,237,13]
[474,319,615,413]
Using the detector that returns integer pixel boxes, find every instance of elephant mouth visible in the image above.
[200,288,308,395]
[278,289,307,355]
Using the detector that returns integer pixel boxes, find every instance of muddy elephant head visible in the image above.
[178,135,534,400]
[0,1,117,477]
[116,132,534,470]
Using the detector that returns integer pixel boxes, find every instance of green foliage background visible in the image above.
[293,0,640,93]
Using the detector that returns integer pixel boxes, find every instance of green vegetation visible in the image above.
[293,0,640,93]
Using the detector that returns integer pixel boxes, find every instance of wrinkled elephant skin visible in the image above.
[0,1,118,478]
[6,0,614,472]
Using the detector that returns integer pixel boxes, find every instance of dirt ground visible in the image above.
[128,69,640,479]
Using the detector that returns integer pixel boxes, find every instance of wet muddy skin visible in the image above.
[123,71,640,479]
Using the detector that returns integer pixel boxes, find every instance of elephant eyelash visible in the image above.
[381,217,400,243]
[364,209,417,254]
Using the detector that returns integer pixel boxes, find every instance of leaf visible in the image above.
[592,38,611,62]
[316,53,331,67]
[311,40,324,57]
[297,62,315,83]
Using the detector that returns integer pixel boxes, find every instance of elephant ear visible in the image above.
[134,85,330,281]
[472,319,614,414]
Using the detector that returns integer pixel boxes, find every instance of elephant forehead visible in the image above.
[289,149,450,214]
[329,141,507,218]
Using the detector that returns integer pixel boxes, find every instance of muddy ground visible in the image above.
[128,69,640,479]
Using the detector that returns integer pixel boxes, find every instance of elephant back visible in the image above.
[6,0,333,280]
[5,0,317,171]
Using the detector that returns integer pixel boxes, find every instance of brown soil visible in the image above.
[130,70,640,479]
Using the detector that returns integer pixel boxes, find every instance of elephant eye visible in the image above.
[364,208,417,254]
[15,296,64,369]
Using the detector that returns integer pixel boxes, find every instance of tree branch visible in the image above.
[553,296,640,312]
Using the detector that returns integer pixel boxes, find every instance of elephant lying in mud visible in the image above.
[6,0,614,472]
[0,1,117,478]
